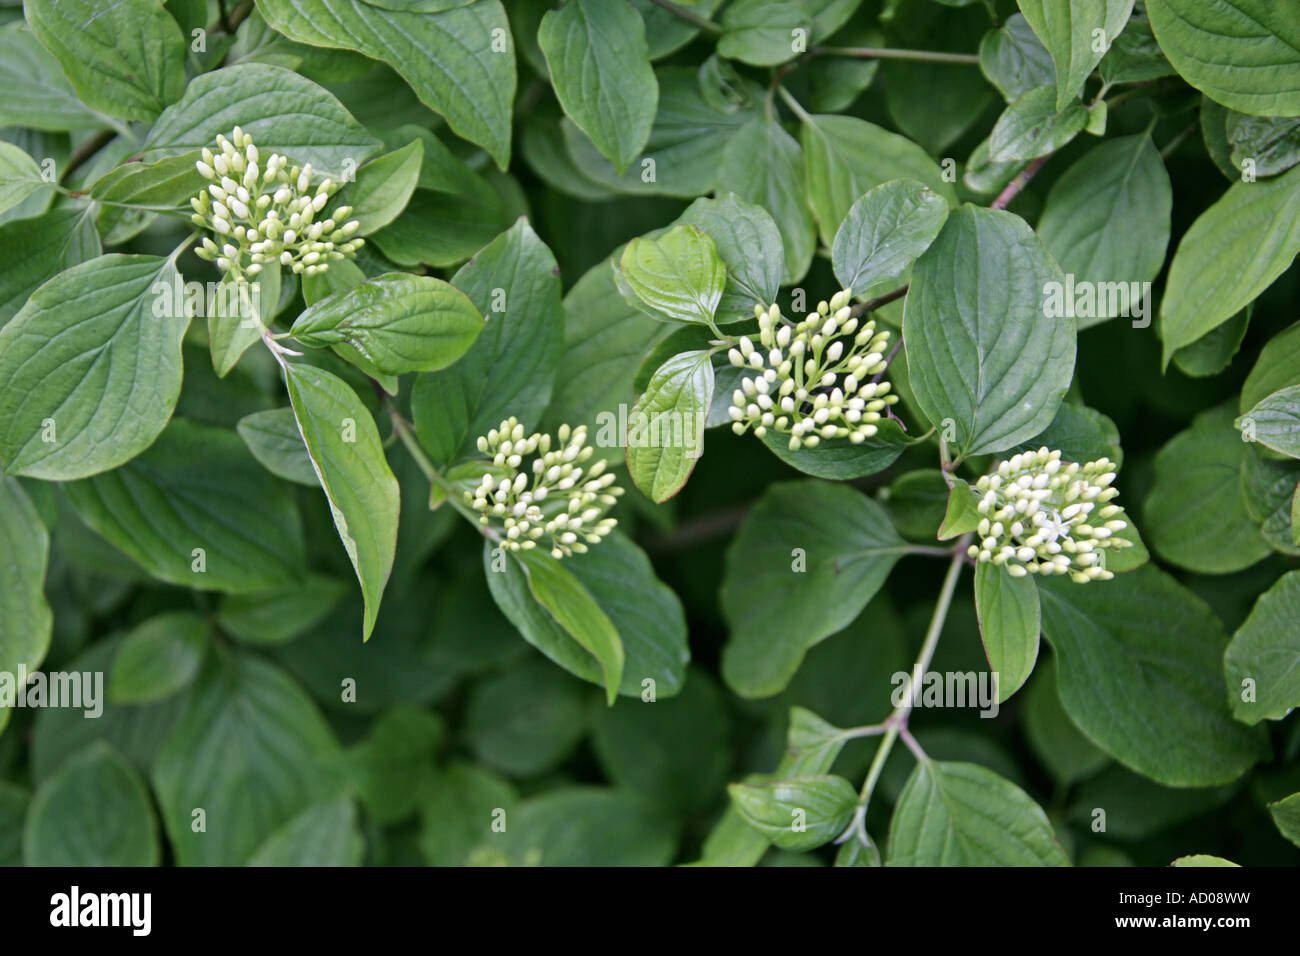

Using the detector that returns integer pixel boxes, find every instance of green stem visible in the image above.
[813,45,980,65]
[775,84,813,123]
[388,407,501,540]
[646,0,721,34]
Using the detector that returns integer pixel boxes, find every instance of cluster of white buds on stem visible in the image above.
[466,418,623,559]
[189,127,363,281]
[726,289,899,450]
[968,447,1133,583]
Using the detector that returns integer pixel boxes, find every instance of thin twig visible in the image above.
[813,45,980,65]
[990,155,1048,210]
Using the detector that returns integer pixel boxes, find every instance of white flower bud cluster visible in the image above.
[189,127,363,281]
[967,447,1133,583]
[726,289,900,451]
[466,418,623,559]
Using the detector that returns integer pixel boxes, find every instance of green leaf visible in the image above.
[728,774,857,850]
[831,178,950,298]
[335,706,442,825]
[676,193,783,319]
[108,611,208,704]
[1008,401,1123,468]
[1172,307,1250,378]
[216,574,348,646]
[246,797,364,866]
[719,115,816,285]
[484,531,689,699]
[466,660,589,776]
[885,469,950,540]
[1022,657,1109,785]
[1159,162,1300,362]
[1223,570,1300,725]
[236,407,319,486]
[291,273,484,377]
[257,0,516,168]
[938,477,982,540]
[412,218,563,465]
[718,0,812,67]
[974,562,1041,702]
[988,86,1089,161]
[23,742,159,866]
[618,224,727,326]
[629,0,725,59]
[1016,0,1134,110]
[887,761,1069,865]
[1243,321,1300,412]
[1226,112,1300,177]
[1100,4,1176,84]
[209,269,280,379]
[302,258,366,307]
[417,761,518,866]
[0,142,51,216]
[759,416,912,480]
[63,418,306,592]
[284,362,399,640]
[89,153,205,214]
[1269,791,1300,848]
[591,668,731,816]
[1144,404,1270,573]
[514,550,624,706]
[153,651,340,866]
[0,477,52,689]
[503,787,677,866]
[141,63,382,179]
[1147,0,1300,116]
[1172,854,1240,867]
[368,186,507,269]
[904,205,1074,458]
[980,13,1055,102]
[0,207,101,327]
[801,114,958,246]
[0,254,190,480]
[626,350,713,503]
[1238,444,1300,556]
[1238,385,1300,458]
[1039,565,1267,786]
[0,783,26,866]
[539,0,657,173]
[344,138,424,234]
[0,28,104,131]
[721,481,908,697]
[25,0,186,122]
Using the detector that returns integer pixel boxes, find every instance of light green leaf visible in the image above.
[257,0,516,168]
[831,178,950,298]
[210,268,280,378]
[1159,162,1300,362]
[108,611,208,705]
[141,63,382,179]
[23,742,159,866]
[618,224,726,326]
[719,115,816,284]
[290,273,484,377]
[1147,0,1300,116]
[721,481,908,697]
[988,86,1088,162]
[887,761,1069,865]
[484,531,689,699]
[1016,0,1134,110]
[0,142,51,216]
[1039,565,1267,786]
[974,562,1041,702]
[0,28,104,131]
[980,13,1055,102]
[89,154,205,214]
[904,205,1074,457]
[63,418,306,592]
[0,254,190,480]
[539,0,657,173]
[627,350,713,503]
[1223,570,1300,725]
[236,407,319,486]
[25,0,186,122]
[284,363,399,640]
[801,114,958,246]
[0,477,52,694]
[1269,791,1300,848]
[411,218,563,465]
[343,138,424,234]
[1172,854,1240,867]
[247,797,364,866]
[302,258,366,307]
[938,477,982,540]
[728,774,857,850]
[1144,403,1270,573]
[1243,321,1300,412]
[514,550,624,706]
[718,0,812,67]
[153,651,340,866]
[1238,385,1300,458]
[677,192,783,319]
[0,207,101,327]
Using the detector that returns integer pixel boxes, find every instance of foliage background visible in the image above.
[1,0,1299,867]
